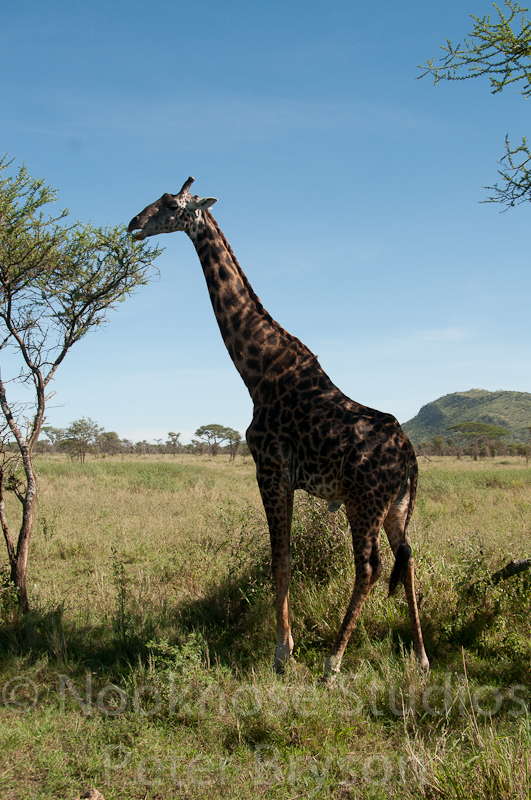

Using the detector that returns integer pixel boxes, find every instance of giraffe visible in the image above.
[128,178,429,680]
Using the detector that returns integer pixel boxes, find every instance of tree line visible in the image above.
[33,418,246,461]
[417,422,531,462]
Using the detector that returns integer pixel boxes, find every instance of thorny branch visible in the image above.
[419,1,531,208]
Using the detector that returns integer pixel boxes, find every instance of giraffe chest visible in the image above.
[248,399,354,499]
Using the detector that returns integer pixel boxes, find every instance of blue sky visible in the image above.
[1,0,529,444]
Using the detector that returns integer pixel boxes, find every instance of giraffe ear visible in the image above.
[193,197,218,211]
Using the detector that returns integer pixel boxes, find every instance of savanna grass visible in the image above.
[0,454,530,799]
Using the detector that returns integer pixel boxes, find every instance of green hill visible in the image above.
[402,389,531,445]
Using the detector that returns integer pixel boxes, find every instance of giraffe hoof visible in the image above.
[273,656,297,675]
[273,660,284,675]
[319,672,338,686]
[418,654,430,673]
[322,654,341,683]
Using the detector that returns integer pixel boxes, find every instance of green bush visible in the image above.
[290,494,351,585]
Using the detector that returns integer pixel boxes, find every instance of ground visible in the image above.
[1,454,530,799]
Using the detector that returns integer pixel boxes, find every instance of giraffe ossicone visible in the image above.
[128,179,429,679]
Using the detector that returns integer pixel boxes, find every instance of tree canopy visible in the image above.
[61,417,104,462]
[194,424,242,457]
[447,421,509,440]
[419,1,531,208]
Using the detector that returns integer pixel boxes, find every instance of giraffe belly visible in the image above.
[292,460,343,502]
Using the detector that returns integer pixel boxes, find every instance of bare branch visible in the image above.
[484,134,531,207]
[490,558,531,583]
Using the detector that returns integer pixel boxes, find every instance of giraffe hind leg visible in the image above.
[324,504,385,680]
[384,496,429,671]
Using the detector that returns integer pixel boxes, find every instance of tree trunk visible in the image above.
[10,553,30,614]
[9,471,37,613]
[0,443,38,613]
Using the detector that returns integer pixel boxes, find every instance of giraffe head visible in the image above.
[128,177,217,240]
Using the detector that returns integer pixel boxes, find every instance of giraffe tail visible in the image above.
[388,460,417,597]
[389,543,412,596]
[394,465,411,505]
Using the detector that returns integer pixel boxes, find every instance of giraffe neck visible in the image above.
[189,210,315,400]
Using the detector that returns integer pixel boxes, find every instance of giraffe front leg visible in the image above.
[272,557,294,672]
[259,480,294,673]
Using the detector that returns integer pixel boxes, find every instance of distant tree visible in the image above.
[0,158,160,611]
[35,438,52,455]
[516,443,531,464]
[62,418,103,462]
[190,438,207,455]
[194,424,243,458]
[99,430,122,457]
[419,1,531,208]
[520,425,531,465]
[446,437,463,458]
[195,424,231,455]
[121,438,134,455]
[166,431,181,456]
[42,426,64,451]
[448,421,509,459]
[431,435,446,456]
[224,427,243,461]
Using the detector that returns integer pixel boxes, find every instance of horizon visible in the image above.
[40,387,531,446]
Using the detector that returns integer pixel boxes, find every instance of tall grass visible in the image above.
[0,454,530,799]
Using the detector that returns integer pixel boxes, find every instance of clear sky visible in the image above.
[1,0,529,444]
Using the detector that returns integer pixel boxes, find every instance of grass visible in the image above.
[0,454,530,799]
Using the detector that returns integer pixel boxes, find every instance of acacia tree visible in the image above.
[99,430,122,457]
[195,424,229,455]
[61,417,103,462]
[166,431,181,456]
[447,422,509,458]
[420,0,531,207]
[0,158,161,611]
[194,423,243,456]
[42,426,64,451]
[224,427,242,461]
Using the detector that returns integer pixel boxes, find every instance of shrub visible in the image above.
[290,494,351,585]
